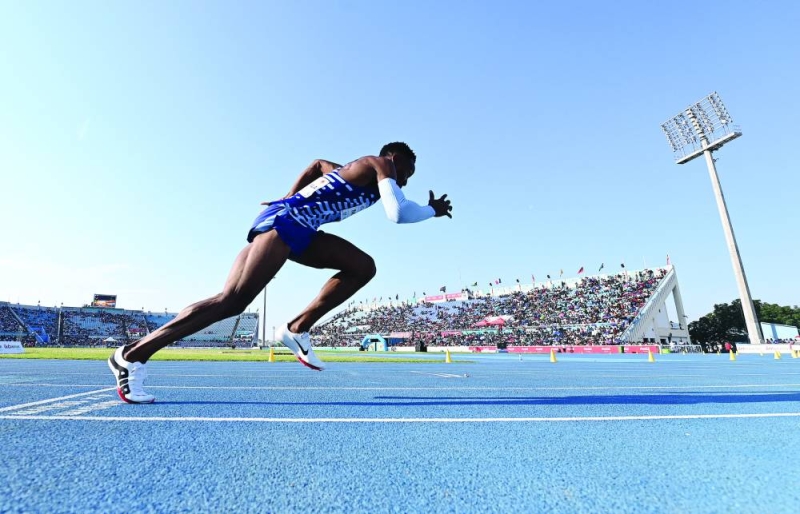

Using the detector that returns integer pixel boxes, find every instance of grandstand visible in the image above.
[0,303,260,348]
[2,266,689,352]
[181,312,259,347]
[312,266,691,349]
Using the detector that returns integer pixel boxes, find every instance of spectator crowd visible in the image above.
[0,302,255,348]
[3,269,667,348]
[311,269,668,347]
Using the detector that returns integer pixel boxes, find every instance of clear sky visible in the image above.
[2,1,798,338]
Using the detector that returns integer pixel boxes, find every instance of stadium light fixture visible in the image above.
[661,92,763,345]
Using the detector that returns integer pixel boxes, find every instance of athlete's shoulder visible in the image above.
[355,155,396,179]
[349,155,385,167]
[338,156,390,186]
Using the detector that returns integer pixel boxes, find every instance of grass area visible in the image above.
[0,347,453,363]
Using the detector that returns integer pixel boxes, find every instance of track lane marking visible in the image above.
[0,387,115,413]
[3,412,800,422]
[410,371,465,378]
[4,383,800,391]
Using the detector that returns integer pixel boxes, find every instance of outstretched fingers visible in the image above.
[428,190,453,218]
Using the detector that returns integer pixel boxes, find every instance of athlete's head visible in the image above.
[380,142,416,187]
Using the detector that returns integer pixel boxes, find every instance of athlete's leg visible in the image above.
[287,232,376,333]
[124,230,292,363]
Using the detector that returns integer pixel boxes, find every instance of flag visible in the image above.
[598,263,604,272]
[422,292,426,296]
[471,281,478,287]
[395,294,399,300]
[495,278,502,284]
[620,263,625,268]
[577,267,584,274]
[666,254,671,266]
[547,274,551,279]
[559,269,563,278]
[516,278,520,283]
[439,286,446,293]
[531,274,535,283]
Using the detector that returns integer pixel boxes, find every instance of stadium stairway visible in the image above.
[619,266,688,343]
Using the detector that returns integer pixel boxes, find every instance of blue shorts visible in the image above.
[247,203,317,255]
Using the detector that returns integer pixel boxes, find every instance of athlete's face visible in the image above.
[392,153,416,188]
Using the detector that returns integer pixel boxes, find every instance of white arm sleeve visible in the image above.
[378,178,435,224]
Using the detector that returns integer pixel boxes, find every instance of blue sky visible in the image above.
[1,1,798,337]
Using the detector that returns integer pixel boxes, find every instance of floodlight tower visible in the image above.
[661,92,763,345]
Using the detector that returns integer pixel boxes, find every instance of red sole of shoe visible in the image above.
[116,388,155,404]
[296,357,323,371]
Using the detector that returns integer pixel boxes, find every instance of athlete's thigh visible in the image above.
[289,231,374,272]
[225,230,292,300]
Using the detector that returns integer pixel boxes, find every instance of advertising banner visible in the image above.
[622,345,660,354]
[469,345,625,354]
[421,292,467,303]
[0,341,24,354]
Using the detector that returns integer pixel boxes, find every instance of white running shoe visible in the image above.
[278,324,325,371]
[107,346,156,404]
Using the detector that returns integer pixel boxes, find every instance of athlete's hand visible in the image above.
[428,191,453,218]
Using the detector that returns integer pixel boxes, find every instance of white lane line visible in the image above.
[60,400,121,416]
[0,372,324,378]
[3,412,800,423]
[410,371,465,378]
[9,394,119,416]
[0,387,115,413]
[6,370,800,379]
[4,383,800,391]
[11,401,88,416]
[0,384,111,388]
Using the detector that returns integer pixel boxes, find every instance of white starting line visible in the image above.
[4,383,800,391]
[409,371,466,378]
[0,387,119,416]
[0,387,115,413]
[3,412,800,423]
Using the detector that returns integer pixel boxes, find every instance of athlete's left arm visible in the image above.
[262,159,342,204]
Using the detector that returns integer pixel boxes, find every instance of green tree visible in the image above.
[689,299,800,345]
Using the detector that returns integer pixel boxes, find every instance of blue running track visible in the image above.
[2,353,800,513]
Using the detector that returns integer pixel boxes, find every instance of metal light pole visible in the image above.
[661,92,763,345]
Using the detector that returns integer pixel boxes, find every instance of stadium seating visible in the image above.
[312,268,669,347]
[0,304,26,338]
[10,305,58,344]
[0,302,260,348]
[3,268,669,349]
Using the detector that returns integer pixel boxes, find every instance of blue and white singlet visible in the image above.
[247,170,380,254]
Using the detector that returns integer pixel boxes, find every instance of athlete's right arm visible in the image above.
[283,159,341,198]
[262,159,342,205]
[369,157,451,223]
